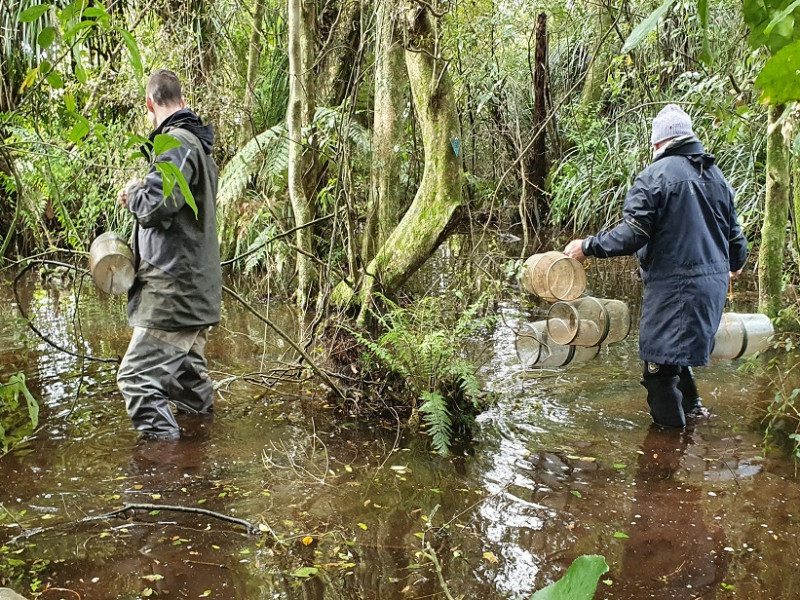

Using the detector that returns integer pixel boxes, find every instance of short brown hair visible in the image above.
[146,69,182,107]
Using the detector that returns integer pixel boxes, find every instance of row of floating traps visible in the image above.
[516,251,774,367]
[517,251,631,368]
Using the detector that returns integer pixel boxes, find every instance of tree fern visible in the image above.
[217,123,288,209]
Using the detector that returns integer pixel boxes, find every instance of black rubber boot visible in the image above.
[677,366,706,416]
[641,363,686,429]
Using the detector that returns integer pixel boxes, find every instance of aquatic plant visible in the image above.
[0,372,39,453]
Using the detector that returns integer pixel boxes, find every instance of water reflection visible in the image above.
[2,264,800,599]
[607,425,730,598]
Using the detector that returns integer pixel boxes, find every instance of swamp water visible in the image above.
[1,263,800,600]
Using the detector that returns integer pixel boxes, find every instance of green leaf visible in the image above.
[620,0,677,54]
[46,71,64,89]
[64,92,76,112]
[73,46,86,83]
[570,490,582,498]
[83,6,109,20]
[68,115,91,143]
[152,134,182,156]
[530,555,610,600]
[155,162,198,218]
[613,531,629,539]
[290,566,319,578]
[19,3,50,22]
[117,28,144,82]
[764,0,800,36]
[755,39,800,105]
[697,0,709,28]
[38,26,56,47]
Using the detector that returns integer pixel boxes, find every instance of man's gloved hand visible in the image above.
[563,239,587,263]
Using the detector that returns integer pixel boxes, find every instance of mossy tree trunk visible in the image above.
[581,0,614,106]
[759,104,791,317]
[334,3,462,307]
[287,0,318,308]
[240,0,267,145]
[362,0,406,265]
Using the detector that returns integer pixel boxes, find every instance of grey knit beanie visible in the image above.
[651,104,693,146]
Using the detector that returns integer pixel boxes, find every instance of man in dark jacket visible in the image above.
[117,69,222,440]
[564,104,748,429]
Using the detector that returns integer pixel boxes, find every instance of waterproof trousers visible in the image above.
[641,363,703,429]
[117,327,214,439]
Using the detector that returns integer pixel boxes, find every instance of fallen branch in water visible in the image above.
[106,503,265,537]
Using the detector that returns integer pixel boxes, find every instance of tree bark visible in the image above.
[758,104,791,317]
[334,4,462,306]
[526,12,548,228]
[241,0,267,145]
[581,0,614,106]
[287,0,318,308]
[362,1,406,264]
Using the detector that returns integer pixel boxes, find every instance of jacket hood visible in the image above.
[150,108,215,154]
[655,136,715,170]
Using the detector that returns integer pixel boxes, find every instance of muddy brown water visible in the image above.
[1,263,800,600]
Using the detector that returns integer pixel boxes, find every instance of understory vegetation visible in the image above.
[3,0,800,457]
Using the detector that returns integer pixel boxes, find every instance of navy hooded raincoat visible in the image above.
[582,137,748,366]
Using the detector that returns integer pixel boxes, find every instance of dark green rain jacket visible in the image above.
[126,108,222,331]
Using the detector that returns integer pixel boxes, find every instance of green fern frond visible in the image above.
[419,390,453,455]
[217,123,288,207]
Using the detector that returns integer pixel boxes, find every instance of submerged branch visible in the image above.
[106,503,264,536]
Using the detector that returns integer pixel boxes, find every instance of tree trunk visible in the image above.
[241,0,267,145]
[334,4,462,306]
[581,0,614,106]
[526,12,548,228]
[287,0,318,308]
[758,104,791,317]
[362,1,406,264]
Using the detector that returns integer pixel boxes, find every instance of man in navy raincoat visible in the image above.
[564,104,748,429]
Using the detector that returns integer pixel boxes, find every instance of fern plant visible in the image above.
[353,294,495,454]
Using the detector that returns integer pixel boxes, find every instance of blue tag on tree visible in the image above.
[450,137,461,157]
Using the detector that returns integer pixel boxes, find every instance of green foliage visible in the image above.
[530,555,609,600]
[0,373,39,453]
[754,39,800,103]
[621,0,679,54]
[354,294,495,454]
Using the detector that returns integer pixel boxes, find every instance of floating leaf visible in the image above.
[483,551,499,564]
[291,566,319,578]
[613,531,629,539]
[141,574,164,582]
[357,522,368,530]
[613,463,627,469]
[302,536,314,546]
[570,490,582,498]
[531,555,610,600]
